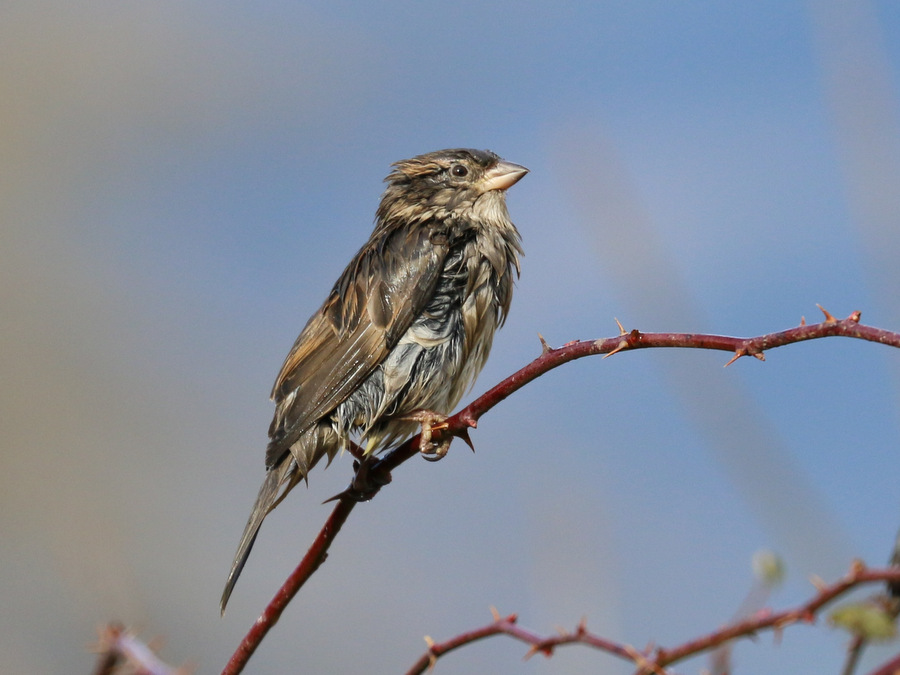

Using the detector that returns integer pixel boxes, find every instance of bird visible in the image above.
[220,148,528,613]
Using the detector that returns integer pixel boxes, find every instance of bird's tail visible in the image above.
[220,456,299,615]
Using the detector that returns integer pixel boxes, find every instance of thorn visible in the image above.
[614,317,626,335]
[576,616,588,634]
[523,644,540,660]
[423,635,438,671]
[625,644,665,675]
[490,606,501,621]
[726,345,765,367]
[724,349,745,367]
[810,574,827,591]
[524,641,554,659]
[537,333,551,355]
[458,428,476,453]
[603,339,629,359]
[817,304,837,323]
[773,623,785,644]
[800,316,806,326]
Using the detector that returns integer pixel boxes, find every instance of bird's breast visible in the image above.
[335,222,520,451]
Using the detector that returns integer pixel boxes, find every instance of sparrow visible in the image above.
[220,148,527,613]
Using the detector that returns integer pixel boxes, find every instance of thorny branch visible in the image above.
[403,564,900,675]
[222,309,900,674]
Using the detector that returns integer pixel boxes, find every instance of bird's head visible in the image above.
[376,148,528,228]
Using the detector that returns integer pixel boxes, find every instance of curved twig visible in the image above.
[221,310,900,674]
[403,564,900,675]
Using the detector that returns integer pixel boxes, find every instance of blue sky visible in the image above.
[3,2,900,673]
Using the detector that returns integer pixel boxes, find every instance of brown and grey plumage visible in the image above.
[220,148,527,613]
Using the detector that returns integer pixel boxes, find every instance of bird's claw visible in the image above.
[421,442,451,462]
[402,409,452,461]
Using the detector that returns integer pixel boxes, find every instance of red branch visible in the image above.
[652,562,898,671]
[221,500,356,675]
[403,564,900,675]
[221,310,900,674]
[402,610,642,675]
[866,652,900,675]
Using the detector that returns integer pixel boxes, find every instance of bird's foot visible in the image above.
[324,455,392,503]
[402,409,452,461]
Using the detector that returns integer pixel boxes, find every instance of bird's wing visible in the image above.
[265,223,448,466]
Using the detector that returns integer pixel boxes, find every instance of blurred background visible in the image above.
[3,1,900,673]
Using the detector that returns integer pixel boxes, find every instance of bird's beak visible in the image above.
[481,160,529,192]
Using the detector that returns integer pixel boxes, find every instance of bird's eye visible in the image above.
[450,164,468,178]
